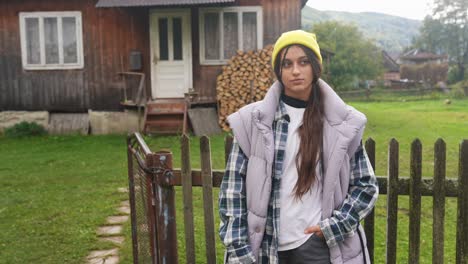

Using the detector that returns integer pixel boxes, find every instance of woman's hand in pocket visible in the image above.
[304,225,324,238]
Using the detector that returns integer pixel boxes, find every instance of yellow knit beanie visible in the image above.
[271,30,322,68]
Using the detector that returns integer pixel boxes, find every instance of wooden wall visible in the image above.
[0,0,150,112]
[192,0,302,104]
[0,0,303,110]
[261,0,302,45]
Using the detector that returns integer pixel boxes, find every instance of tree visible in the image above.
[311,21,383,90]
[413,0,468,80]
[413,17,446,53]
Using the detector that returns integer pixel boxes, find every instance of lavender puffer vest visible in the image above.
[227,79,370,264]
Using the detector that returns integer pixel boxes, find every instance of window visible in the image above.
[19,12,84,70]
[199,7,263,65]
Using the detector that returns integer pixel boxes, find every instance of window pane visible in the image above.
[204,13,220,60]
[158,18,168,61]
[242,12,257,51]
[62,17,78,64]
[223,12,238,60]
[25,17,40,64]
[173,17,182,61]
[44,17,59,64]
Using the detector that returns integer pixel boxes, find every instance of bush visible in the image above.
[449,79,468,98]
[447,66,463,84]
[4,121,47,138]
[400,63,449,85]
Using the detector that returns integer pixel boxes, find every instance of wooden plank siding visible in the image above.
[261,0,302,45]
[0,0,150,112]
[1,0,303,111]
[190,0,303,104]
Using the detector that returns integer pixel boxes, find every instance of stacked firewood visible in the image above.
[217,45,276,131]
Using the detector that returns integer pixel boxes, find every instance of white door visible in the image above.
[150,9,192,99]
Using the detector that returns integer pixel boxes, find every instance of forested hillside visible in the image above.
[302,6,421,53]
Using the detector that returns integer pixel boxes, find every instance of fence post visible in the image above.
[150,150,178,264]
[145,154,158,264]
[409,139,422,263]
[200,136,217,264]
[387,138,399,264]
[181,134,196,264]
[364,138,375,263]
[433,138,446,264]
[127,137,139,264]
[225,135,233,165]
[456,140,468,264]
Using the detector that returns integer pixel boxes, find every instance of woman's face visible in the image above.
[280,45,314,101]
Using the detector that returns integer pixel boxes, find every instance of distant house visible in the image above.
[397,48,448,65]
[397,49,448,85]
[382,50,400,87]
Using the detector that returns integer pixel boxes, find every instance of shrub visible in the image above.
[4,121,47,138]
[447,65,463,84]
[400,63,449,85]
[449,79,468,98]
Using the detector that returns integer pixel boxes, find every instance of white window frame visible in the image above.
[199,6,263,65]
[19,11,84,70]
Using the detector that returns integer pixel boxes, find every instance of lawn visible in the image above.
[0,135,129,264]
[1,97,467,263]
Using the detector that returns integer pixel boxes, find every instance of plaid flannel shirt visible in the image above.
[219,100,378,263]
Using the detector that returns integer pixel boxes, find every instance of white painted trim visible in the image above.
[199,6,263,65]
[168,16,174,61]
[19,16,27,67]
[257,8,263,54]
[219,11,224,61]
[76,16,84,66]
[19,11,84,70]
[39,18,45,65]
[57,18,64,64]
[238,11,243,51]
[150,10,157,99]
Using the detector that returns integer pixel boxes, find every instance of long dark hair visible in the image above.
[273,44,324,200]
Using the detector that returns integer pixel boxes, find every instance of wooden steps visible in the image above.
[143,99,188,134]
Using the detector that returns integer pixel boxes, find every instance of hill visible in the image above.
[302,6,422,53]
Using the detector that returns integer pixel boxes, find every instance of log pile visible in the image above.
[217,45,276,131]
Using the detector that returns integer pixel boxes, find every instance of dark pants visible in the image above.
[278,234,331,264]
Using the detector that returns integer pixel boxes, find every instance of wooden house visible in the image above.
[0,0,308,133]
[382,50,400,87]
[397,49,448,86]
[397,48,448,65]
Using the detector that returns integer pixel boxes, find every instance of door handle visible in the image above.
[153,54,159,65]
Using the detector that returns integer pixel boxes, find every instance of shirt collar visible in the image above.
[274,100,289,123]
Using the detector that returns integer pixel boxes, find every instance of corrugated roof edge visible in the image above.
[96,0,235,8]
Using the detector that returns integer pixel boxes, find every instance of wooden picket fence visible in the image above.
[126,133,468,264]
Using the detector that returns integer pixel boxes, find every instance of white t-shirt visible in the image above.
[278,103,323,251]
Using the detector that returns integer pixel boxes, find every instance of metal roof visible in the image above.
[96,0,235,7]
[400,48,446,61]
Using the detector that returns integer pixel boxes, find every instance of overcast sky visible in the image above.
[306,0,434,20]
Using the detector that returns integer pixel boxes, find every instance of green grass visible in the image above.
[354,99,468,178]
[0,135,129,264]
[1,97,467,263]
[339,87,465,103]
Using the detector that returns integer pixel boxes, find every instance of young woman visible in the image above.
[219,30,378,264]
